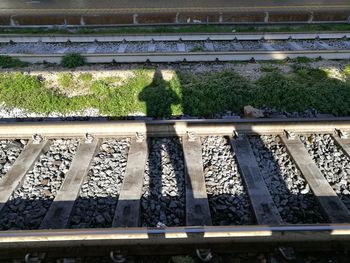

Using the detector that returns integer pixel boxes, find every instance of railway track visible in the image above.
[0,118,350,260]
[0,0,349,26]
[1,32,350,63]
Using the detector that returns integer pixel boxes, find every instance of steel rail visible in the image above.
[1,5,349,15]
[4,49,350,63]
[0,32,349,43]
[0,118,350,138]
[1,20,349,29]
[0,224,350,248]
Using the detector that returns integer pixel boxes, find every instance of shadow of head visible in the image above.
[138,69,180,118]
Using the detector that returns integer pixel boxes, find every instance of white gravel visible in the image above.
[125,42,149,53]
[154,41,177,52]
[2,39,350,54]
[212,41,235,51]
[94,43,121,53]
[293,40,326,50]
[0,102,103,119]
[0,139,78,230]
[321,40,350,50]
[69,138,130,228]
[267,40,294,51]
[240,41,265,51]
[0,140,27,180]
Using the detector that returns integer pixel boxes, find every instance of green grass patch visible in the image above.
[77,72,93,84]
[0,70,152,116]
[261,66,279,73]
[1,66,350,117]
[57,73,74,88]
[0,56,28,68]
[291,56,313,64]
[344,65,350,78]
[61,53,85,68]
[102,76,122,85]
[0,73,66,114]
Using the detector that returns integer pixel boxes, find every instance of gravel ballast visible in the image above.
[0,139,78,230]
[202,136,254,225]
[0,139,27,180]
[141,138,185,227]
[69,138,130,228]
[250,135,326,224]
[2,39,350,54]
[301,134,350,209]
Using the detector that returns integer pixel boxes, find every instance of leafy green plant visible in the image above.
[60,53,85,68]
[0,56,28,68]
[261,66,279,72]
[189,46,205,52]
[293,56,312,64]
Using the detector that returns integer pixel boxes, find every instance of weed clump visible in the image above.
[293,56,312,64]
[61,53,85,68]
[344,65,350,78]
[0,56,28,68]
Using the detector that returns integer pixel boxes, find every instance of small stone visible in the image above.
[103,212,112,223]
[43,189,52,197]
[301,183,310,193]
[52,160,62,166]
[216,205,227,210]
[244,105,264,118]
[95,215,105,225]
[169,191,177,197]
[41,179,49,186]
[169,201,177,209]
[31,208,46,219]
[71,215,81,225]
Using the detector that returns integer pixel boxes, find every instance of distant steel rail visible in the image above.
[0,32,349,43]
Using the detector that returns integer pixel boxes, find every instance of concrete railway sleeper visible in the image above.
[1,119,350,259]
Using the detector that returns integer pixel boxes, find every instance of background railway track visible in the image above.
[0,0,349,26]
[0,119,350,260]
[1,32,350,63]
